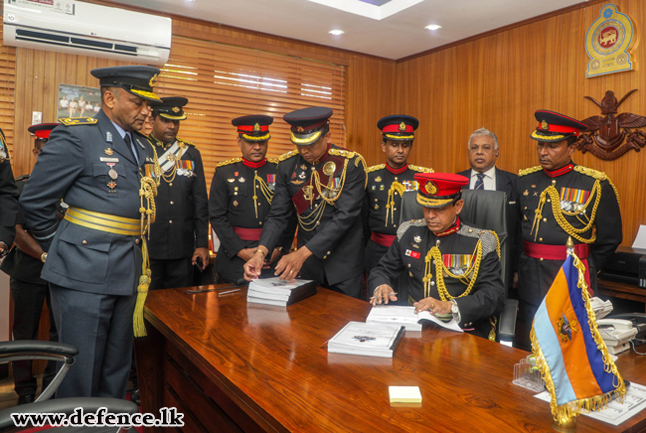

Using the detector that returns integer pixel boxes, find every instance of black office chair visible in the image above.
[399,189,518,344]
[0,341,138,432]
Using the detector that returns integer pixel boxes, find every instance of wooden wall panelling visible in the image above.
[394,0,645,246]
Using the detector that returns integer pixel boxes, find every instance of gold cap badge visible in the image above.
[172,106,180,113]
[424,181,438,195]
[254,123,260,132]
[149,73,158,88]
[541,120,549,130]
[297,126,304,132]
[399,122,406,131]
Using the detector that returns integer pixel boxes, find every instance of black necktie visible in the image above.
[124,133,139,165]
[475,173,485,190]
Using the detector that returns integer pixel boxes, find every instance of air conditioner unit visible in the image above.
[3,0,172,65]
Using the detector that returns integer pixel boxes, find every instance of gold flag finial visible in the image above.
[566,236,574,255]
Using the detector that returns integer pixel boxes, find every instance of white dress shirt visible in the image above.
[469,166,497,191]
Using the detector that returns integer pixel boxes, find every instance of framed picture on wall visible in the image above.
[57,84,101,120]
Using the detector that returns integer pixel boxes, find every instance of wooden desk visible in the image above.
[597,277,646,312]
[136,285,646,433]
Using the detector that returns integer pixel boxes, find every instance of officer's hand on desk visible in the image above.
[370,285,397,306]
[192,247,209,271]
[237,248,257,262]
[274,247,312,281]
[414,298,452,315]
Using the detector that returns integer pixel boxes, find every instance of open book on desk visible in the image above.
[366,305,463,333]
[328,321,405,358]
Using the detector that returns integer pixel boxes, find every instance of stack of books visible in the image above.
[327,321,405,358]
[246,277,316,307]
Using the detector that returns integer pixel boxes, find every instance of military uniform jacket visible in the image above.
[0,134,18,246]
[368,220,505,338]
[517,163,622,306]
[148,137,209,260]
[20,110,157,296]
[364,164,432,236]
[0,175,45,284]
[209,158,295,282]
[259,144,367,285]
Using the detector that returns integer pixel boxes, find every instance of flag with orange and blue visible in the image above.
[531,252,626,420]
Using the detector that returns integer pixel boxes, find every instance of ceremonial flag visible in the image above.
[531,251,626,421]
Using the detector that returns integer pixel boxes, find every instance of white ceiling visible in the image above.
[110,0,585,60]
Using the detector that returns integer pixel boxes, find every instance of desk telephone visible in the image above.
[599,313,646,345]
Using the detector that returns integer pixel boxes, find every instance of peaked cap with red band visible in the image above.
[414,172,468,208]
[283,106,332,146]
[530,109,586,143]
[232,114,273,142]
[377,114,419,141]
[28,123,58,140]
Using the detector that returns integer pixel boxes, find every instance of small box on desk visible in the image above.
[599,246,646,288]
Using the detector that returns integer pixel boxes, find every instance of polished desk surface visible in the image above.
[142,285,646,433]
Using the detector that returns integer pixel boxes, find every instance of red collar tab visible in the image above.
[435,217,461,237]
[242,158,267,168]
[237,124,269,134]
[544,163,574,178]
[386,163,408,175]
[382,123,414,133]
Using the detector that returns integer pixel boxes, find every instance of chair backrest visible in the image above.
[399,189,511,296]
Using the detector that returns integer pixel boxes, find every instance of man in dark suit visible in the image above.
[148,97,209,290]
[458,127,519,286]
[20,65,161,398]
[0,123,59,405]
[243,107,367,298]
[0,128,18,257]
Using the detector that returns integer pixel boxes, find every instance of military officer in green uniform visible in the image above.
[516,109,622,349]
[0,127,18,257]
[243,107,367,298]
[148,97,209,290]
[20,65,161,398]
[364,114,433,273]
[209,115,294,283]
[370,173,505,340]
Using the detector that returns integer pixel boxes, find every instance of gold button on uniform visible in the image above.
[539,237,543,242]
[135,239,140,245]
[82,240,88,245]
[540,258,544,262]
[169,220,173,224]
[409,272,414,277]
[170,201,174,205]
[543,218,547,222]
[169,183,173,187]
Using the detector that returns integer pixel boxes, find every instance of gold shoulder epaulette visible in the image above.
[217,157,242,167]
[58,117,98,126]
[518,166,542,177]
[329,148,356,159]
[408,164,434,173]
[573,165,607,181]
[279,150,297,161]
[367,164,385,173]
[178,138,195,147]
[267,158,279,164]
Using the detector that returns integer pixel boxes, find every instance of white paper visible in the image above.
[632,225,646,249]
[328,321,403,357]
[366,305,463,333]
[534,382,646,426]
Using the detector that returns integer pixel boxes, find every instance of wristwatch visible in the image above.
[450,299,459,315]
[40,252,48,263]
